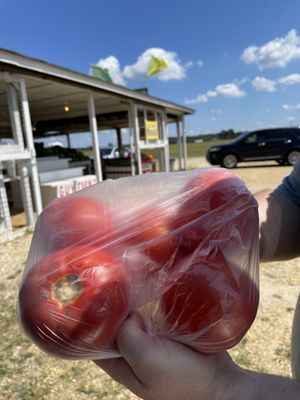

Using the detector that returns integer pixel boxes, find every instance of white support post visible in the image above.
[87,93,102,182]
[0,162,12,234]
[161,112,170,172]
[176,118,183,170]
[19,161,35,226]
[157,149,164,172]
[127,108,136,176]
[18,77,43,215]
[143,109,147,145]
[130,104,142,175]
[7,84,35,225]
[6,84,25,147]
[180,116,187,170]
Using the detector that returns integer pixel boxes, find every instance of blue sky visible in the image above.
[2,0,300,146]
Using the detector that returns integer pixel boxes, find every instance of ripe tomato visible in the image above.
[18,246,129,359]
[169,168,252,258]
[127,205,176,265]
[161,247,259,353]
[40,195,113,250]
[171,168,242,230]
[160,170,259,353]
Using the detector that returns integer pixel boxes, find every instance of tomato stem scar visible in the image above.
[53,275,82,306]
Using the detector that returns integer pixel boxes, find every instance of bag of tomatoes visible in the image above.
[18,167,259,360]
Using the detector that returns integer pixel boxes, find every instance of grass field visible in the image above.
[81,139,230,160]
[168,139,229,158]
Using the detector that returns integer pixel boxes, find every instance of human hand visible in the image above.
[255,189,300,261]
[94,312,243,400]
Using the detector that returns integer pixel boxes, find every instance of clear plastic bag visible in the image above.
[18,168,259,359]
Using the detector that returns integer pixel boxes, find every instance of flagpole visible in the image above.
[142,73,147,90]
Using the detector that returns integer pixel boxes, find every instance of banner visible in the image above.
[145,120,159,140]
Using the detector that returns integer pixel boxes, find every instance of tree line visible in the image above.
[169,129,242,144]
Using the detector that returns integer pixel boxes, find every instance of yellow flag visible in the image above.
[146,55,169,77]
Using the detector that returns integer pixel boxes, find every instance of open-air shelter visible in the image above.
[0,48,194,240]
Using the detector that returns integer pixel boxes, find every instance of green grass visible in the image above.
[169,139,230,158]
[80,139,231,160]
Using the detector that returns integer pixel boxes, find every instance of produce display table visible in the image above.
[103,158,153,179]
[105,163,152,179]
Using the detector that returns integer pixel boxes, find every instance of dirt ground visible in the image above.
[0,158,299,399]
[180,156,293,193]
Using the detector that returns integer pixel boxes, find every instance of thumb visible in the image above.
[116,311,155,363]
[93,313,150,393]
[116,311,185,384]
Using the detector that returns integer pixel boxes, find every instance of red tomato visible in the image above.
[127,205,176,265]
[40,195,113,250]
[161,247,259,353]
[171,168,242,230]
[18,246,129,359]
[142,153,153,163]
[160,170,259,353]
[169,169,252,259]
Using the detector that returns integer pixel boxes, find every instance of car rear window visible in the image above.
[266,130,284,139]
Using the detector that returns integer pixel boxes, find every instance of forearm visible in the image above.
[233,368,300,400]
[255,189,300,262]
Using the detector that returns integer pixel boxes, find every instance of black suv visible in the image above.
[206,127,300,168]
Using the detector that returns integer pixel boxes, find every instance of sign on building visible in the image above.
[145,120,159,141]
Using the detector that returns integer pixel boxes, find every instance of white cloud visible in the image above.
[240,29,300,69]
[185,93,209,104]
[185,82,245,105]
[251,76,277,92]
[287,116,296,124]
[206,90,218,98]
[214,83,246,97]
[282,103,300,110]
[123,48,186,81]
[278,73,300,86]
[248,72,300,93]
[233,76,249,85]
[96,56,126,86]
[282,104,291,110]
[95,49,204,84]
[184,60,194,69]
[210,108,222,114]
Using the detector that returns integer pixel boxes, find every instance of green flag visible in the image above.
[146,55,169,77]
[91,65,113,83]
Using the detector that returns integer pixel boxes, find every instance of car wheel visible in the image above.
[221,154,237,169]
[286,150,300,166]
